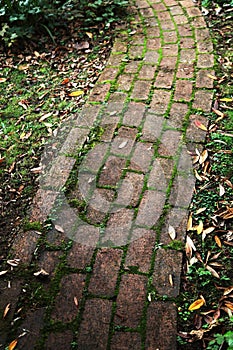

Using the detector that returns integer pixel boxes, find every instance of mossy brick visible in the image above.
[38,250,62,277]
[114,274,148,328]
[57,128,88,154]
[88,248,123,297]
[138,64,157,80]
[131,80,152,100]
[45,331,73,350]
[130,34,145,45]
[110,332,142,350]
[197,39,213,53]
[128,45,144,59]
[125,228,155,272]
[130,141,154,172]
[51,274,85,322]
[186,114,208,142]
[174,80,193,101]
[140,7,155,17]
[196,70,215,88]
[89,83,111,102]
[169,5,184,15]
[158,129,182,157]
[154,70,174,89]
[177,24,193,37]
[111,126,137,156]
[191,16,207,28]
[112,41,128,53]
[146,26,161,38]
[146,37,161,50]
[141,113,164,142]
[160,207,189,244]
[100,117,119,142]
[145,302,177,349]
[169,102,188,129]
[197,53,214,68]
[161,20,175,30]
[117,73,134,91]
[174,14,189,24]
[11,230,39,264]
[136,190,166,227]
[179,49,196,63]
[162,44,179,56]
[148,157,174,189]
[195,27,211,41]
[98,156,126,187]
[192,90,213,111]
[108,54,125,67]
[80,142,109,173]
[169,173,195,208]
[143,50,160,64]
[186,6,202,17]
[116,172,144,207]
[180,37,195,49]
[124,61,141,74]
[152,2,167,11]
[152,249,182,297]
[163,31,178,43]
[157,10,172,20]
[176,63,194,78]
[98,67,119,82]
[135,0,150,8]
[150,89,171,114]
[103,209,134,246]
[67,240,97,269]
[77,299,112,349]
[123,101,146,127]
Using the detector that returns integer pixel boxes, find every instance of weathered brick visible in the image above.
[103,209,134,246]
[131,80,152,100]
[89,83,111,102]
[179,49,196,63]
[45,331,73,350]
[145,302,177,350]
[128,45,144,59]
[196,69,215,88]
[186,114,208,142]
[111,126,137,156]
[81,142,109,173]
[148,157,173,190]
[136,190,166,227]
[176,63,194,78]
[197,39,213,53]
[143,51,160,64]
[169,5,184,15]
[177,24,193,37]
[197,54,214,68]
[98,67,119,82]
[116,172,144,207]
[88,248,123,296]
[162,44,179,56]
[158,129,182,157]
[186,6,202,17]
[169,102,188,128]
[150,90,171,114]
[179,0,196,7]
[130,142,154,172]
[161,20,175,30]
[108,54,125,67]
[146,26,160,38]
[51,274,85,322]
[191,16,207,28]
[142,113,164,142]
[77,104,101,128]
[169,173,195,208]
[114,274,147,328]
[123,102,145,127]
[164,0,178,5]
[160,207,189,244]
[11,230,39,264]
[154,69,174,88]
[174,14,189,24]
[110,332,141,350]
[192,90,213,111]
[77,299,112,350]
[174,80,193,101]
[152,249,182,297]
[140,7,154,17]
[152,2,167,11]
[130,35,145,45]
[112,41,128,53]
[98,156,126,187]
[125,228,155,272]
[124,61,141,74]
[138,64,157,80]
[195,27,211,41]
[157,10,172,20]
[163,30,178,43]
[180,37,195,49]
[67,240,97,269]
[38,250,62,277]
[100,117,119,142]
[117,74,134,91]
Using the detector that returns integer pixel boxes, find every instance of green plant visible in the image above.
[207,329,233,350]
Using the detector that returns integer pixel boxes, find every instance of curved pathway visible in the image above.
[1,0,215,349]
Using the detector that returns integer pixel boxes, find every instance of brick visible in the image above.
[162,44,179,56]
[98,67,119,82]
[45,331,73,350]
[112,41,128,53]
[117,74,134,91]
[78,104,101,127]
[157,11,172,21]
[195,28,211,41]
[146,38,161,50]
[128,46,144,59]
[110,332,141,350]
[160,207,189,244]
[125,228,155,272]
[186,114,208,142]
[173,14,189,24]
[145,17,160,27]
[131,34,145,45]
[108,54,125,66]
[114,274,147,328]
[98,156,126,187]
[143,51,160,64]
[163,31,178,43]
[138,64,157,80]
[111,126,137,156]
[186,6,202,17]
[148,157,172,190]
[161,20,175,30]
[123,102,145,127]
[179,49,196,63]
[140,7,154,17]
[180,37,195,49]
[192,90,213,111]
[131,80,152,100]
[177,24,193,37]
[158,129,182,156]
[196,70,215,88]
[164,0,178,5]
[89,83,110,102]
[169,102,188,128]
[142,113,164,142]
[11,230,39,264]
[88,248,123,296]
[197,39,213,53]
[152,249,182,297]
[152,3,167,11]
[179,0,196,7]
[51,274,85,322]
[136,190,166,227]
[176,63,194,78]
[136,0,150,8]
[154,69,174,89]
[67,239,97,269]
[124,61,140,74]
[147,27,160,38]
[103,209,134,246]
[130,142,154,172]
[77,299,112,350]
[81,142,109,173]
[100,117,119,142]
[16,309,45,350]
[116,172,144,207]
[109,92,128,104]
[150,90,171,114]
[38,251,62,277]
[174,80,193,101]
[191,16,207,28]
[169,173,195,208]
[145,302,177,349]
[197,54,214,68]
[169,5,184,15]
[57,127,88,154]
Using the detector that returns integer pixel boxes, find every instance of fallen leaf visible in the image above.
[18,64,29,70]
[219,184,225,196]
[196,220,203,235]
[212,108,224,118]
[223,286,233,296]
[168,225,176,240]
[7,259,20,267]
[194,120,207,131]
[61,78,70,85]
[196,207,206,215]
[224,302,233,311]
[207,74,217,80]
[206,265,220,278]
[214,235,222,248]
[3,303,11,318]
[119,141,128,149]
[202,226,215,235]
[34,51,40,57]
[86,32,93,39]
[0,77,6,83]
[55,225,64,233]
[199,150,208,164]
[0,270,8,276]
[69,90,84,97]
[187,214,193,231]
[219,97,233,102]
[34,269,49,277]
[194,169,203,182]
[74,296,79,307]
[8,339,18,350]
[169,274,174,287]
[188,298,205,311]
[74,41,89,50]
[39,112,53,122]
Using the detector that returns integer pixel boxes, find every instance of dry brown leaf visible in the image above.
[223,286,233,296]
[219,184,225,197]
[0,77,7,83]
[212,108,225,118]
[196,207,206,215]
[224,302,233,311]
[8,339,18,350]
[194,120,207,131]
[55,224,64,233]
[199,150,208,164]
[187,214,193,231]
[214,235,222,248]
[194,169,203,182]
[203,227,215,235]
[34,269,49,277]
[169,274,174,287]
[206,265,220,278]
[188,298,205,311]
[3,303,11,318]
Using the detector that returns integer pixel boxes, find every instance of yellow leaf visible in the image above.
[194,169,203,182]
[69,90,84,97]
[86,32,93,39]
[18,64,29,70]
[196,207,206,215]
[3,303,10,318]
[188,298,205,311]
[214,235,222,248]
[202,227,215,235]
[0,77,7,83]
[207,74,217,80]
[187,214,193,231]
[196,220,203,235]
[219,97,233,102]
[194,120,207,131]
[8,339,18,350]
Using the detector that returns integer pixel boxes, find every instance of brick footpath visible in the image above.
[0,0,215,349]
